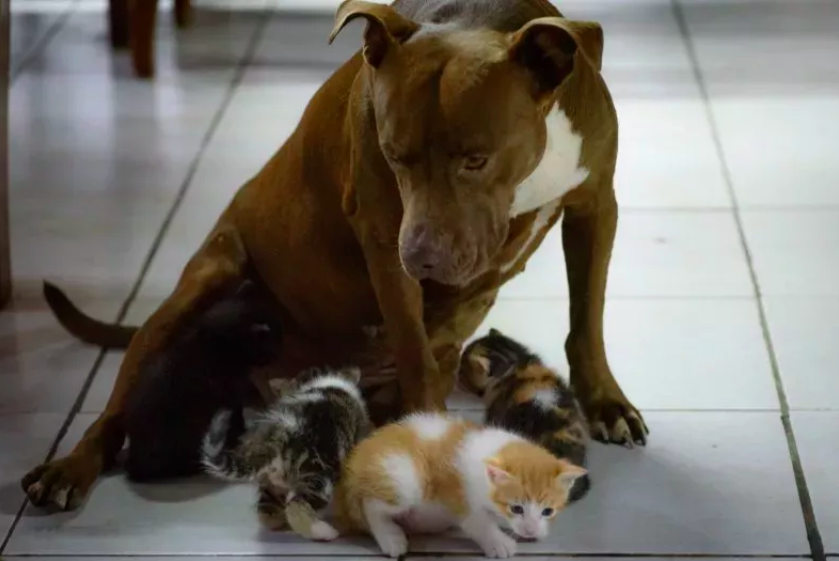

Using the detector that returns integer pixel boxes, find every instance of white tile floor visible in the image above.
[1,0,836,559]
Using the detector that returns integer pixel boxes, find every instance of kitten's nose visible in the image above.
[523,521,540,537]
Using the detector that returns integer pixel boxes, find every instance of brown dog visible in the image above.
[22,0,647,511]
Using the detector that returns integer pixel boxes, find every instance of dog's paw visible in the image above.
[584,394,648,447]
[479,532,517,559]
[21,456,97,511]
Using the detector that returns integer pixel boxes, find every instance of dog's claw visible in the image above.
[610,418,633,448]
[626,410,649,446]
[21,456,95,511]
[53,487,69,511]
[592,421,609,443]
[584,393,648,447]
[26,482,45,505]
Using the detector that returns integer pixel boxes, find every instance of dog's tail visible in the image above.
[43,281,137,348]
[201,409,253,481]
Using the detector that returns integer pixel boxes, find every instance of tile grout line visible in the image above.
[10,0,82,84]
[669,1,826,560]
[0,555,817,559]
[0,5,276,555]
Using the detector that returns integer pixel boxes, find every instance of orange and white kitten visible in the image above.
[335,412,587,558]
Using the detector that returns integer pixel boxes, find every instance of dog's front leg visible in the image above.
[562,183,648,446]
[358,225,445,414]
[22,221,248,510]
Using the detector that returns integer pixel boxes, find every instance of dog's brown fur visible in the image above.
[22,0,646,511]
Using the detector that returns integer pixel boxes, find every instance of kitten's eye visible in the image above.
[541,508,554,517]
[510,505,524,515]
[462,154,488,171]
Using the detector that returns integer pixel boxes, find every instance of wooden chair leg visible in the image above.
[174,0,192,29]
[129,0,158,78]
[108,0,130,49]
[0,0,10,309]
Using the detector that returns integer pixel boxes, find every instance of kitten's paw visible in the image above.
[257,493,287,531]
[374,529,408,558]
[480,532,517,559]
[309,520,339,541]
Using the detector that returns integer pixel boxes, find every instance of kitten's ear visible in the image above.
[485,459,513,485]
[555,462,588,489]
[489,328,503,337]
[469,354,491,376]
[269,378,296,396]
[342,367,362,384]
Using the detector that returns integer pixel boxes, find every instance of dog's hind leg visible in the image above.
[22,218,249,510]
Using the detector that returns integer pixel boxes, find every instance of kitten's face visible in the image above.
[257,460,291,503]
[486,455,586,540]
[290,367,362,390]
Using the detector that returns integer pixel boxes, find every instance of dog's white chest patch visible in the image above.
[500,197,562,273]
[510,108,589,218]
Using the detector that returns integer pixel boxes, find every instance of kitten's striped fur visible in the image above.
[202,367,371,541]
[460,328,591,502]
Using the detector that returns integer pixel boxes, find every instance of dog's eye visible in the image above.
[509,505,524,515]
[462,154,488,171]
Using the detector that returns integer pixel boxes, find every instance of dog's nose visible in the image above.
[400,226,444,279]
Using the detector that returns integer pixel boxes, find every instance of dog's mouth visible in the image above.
[403,253,489,287]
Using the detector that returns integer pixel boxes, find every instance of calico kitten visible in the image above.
[460,328,591,503]
[335,412,586,559]
[123,280,282,482]
[202,367,371,541]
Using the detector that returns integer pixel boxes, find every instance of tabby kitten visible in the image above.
[335,412,586,559]
[202,367,370,541]
[460,328,591,503]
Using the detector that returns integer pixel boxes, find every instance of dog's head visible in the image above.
[331,1,602,286]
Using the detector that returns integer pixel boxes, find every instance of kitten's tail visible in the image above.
[201,409,253,481]
[568,472,591,503]
[545,433,591,503]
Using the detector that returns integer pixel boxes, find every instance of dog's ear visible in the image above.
[568,20,604,71]
[329,0,420,68]
[508,17,603,99]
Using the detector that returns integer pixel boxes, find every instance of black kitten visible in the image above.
[123,280,282,482]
